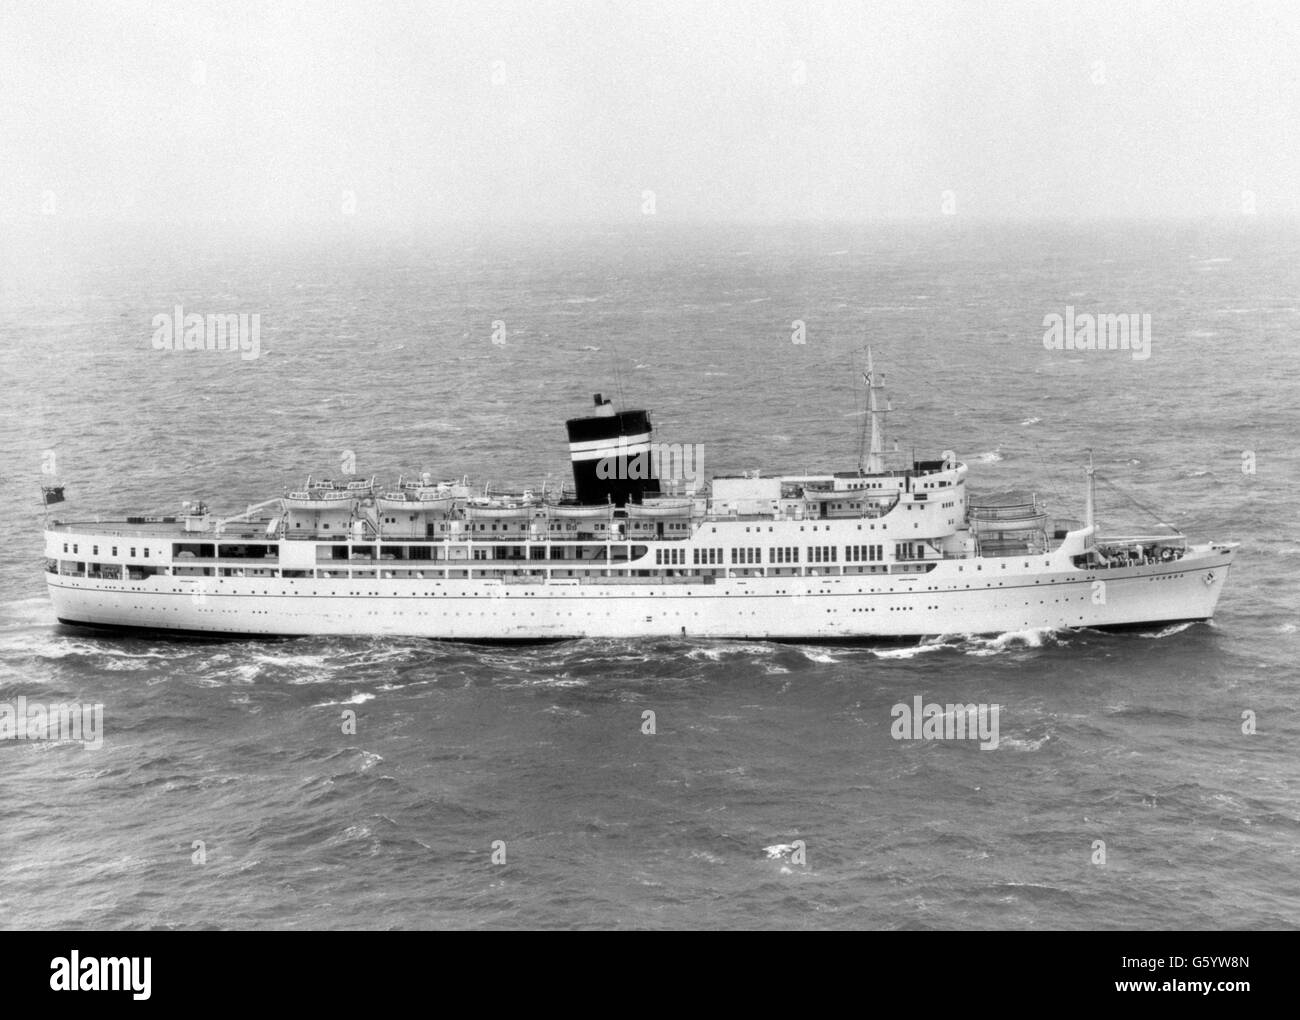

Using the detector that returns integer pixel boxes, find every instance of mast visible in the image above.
[861,347,887,475]
[1084,449,1096,538]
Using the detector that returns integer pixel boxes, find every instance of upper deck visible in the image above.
[44,459,969,546]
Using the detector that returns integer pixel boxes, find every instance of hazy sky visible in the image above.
[1,0,1297,222]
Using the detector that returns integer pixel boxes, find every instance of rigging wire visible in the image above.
[1094,473,1182,534]
[880,357,1076,508]
[878,358,1081,504]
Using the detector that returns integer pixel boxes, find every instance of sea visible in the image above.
[0,218,1296,930]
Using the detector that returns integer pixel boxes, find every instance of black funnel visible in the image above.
[564,394,661,506]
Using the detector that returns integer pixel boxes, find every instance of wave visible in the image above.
[961,628,1065,656]
[1133,621,1196,639]
[999,733,1051,752]
[500,675,589,689]
[252,652,333,670]
[311,692,376,708]
[686,642,775,661]
[863,629,1068,660]
[870,641,950,660]
[0,597,58,626]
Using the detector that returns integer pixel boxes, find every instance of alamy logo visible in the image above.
[151,305,261,360]
[891,696,1000,750]
[596,441,704,484]
[0,697,103,749]
[1042,305,1150,361]
[50,952,150,1000]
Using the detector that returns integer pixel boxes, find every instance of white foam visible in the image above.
[506,676,588,688]
[687,642,774,661]
[870,642,946,660]
[962,628,1062,655]
[1135,621,1196,639]
[312,692,376,707]
[1000,734,1051,752]
[253,652,331,670]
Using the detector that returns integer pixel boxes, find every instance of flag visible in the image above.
[42,486,65,505]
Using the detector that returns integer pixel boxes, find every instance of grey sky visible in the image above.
[2,0,1296,222]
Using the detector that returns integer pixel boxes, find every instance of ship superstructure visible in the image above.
[42,359,1235,640]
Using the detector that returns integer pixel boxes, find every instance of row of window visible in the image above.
[367,518,694,533]
[738,520,900,533]
[61,537,933,569]
[63,542,151,559]
[696,544,921,565]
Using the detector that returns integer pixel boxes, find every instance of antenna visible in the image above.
[861,346,887,474]
[855,361,868,473]
[1084,448,1096,538]
[614,353,626,410]
[603,335,627,410]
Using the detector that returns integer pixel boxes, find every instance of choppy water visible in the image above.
[0,220,1296,929]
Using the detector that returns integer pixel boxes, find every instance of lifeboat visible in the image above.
[626,498,694,518]
[283,489,355,510]
[463,496,535,519]
[801,484,873,500]
[376,489,454,513]
[968,501,1048,532]
[544,500,615,518]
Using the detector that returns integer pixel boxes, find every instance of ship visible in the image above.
[41,354,1235,641]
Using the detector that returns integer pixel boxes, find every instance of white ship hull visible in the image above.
[41,363,1236,643]
[46,545,1234,641]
